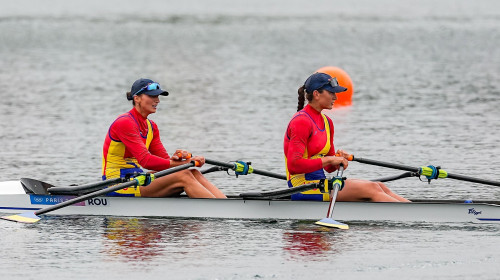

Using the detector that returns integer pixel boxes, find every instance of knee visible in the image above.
[177,170,196,183]
[373,182,391,192]
[189,169,202,177]
[191,169,209,181]
[367,182,386,193]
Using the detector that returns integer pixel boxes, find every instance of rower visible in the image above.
[284,72,410,202]
[101,78,226,199]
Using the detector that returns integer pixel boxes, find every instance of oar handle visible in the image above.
[205,159,287,180]
[34,162,196,216]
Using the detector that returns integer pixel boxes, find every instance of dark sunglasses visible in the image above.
[320,77,340,89]
[132,82,161,97]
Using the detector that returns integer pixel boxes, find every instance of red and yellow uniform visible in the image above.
[102,108,171,196]
[284,104,338,201]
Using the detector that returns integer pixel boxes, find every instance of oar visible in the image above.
[205,159,287,180]
[47,177,127,195]
[1,161,198,223]
[349,155,500,187]
[240,183,320,199]
[315,165,349,230]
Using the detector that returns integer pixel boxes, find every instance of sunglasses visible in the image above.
[320,77,340,89]
[132,82,161,97]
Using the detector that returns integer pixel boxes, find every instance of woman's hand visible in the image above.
[335,149,353,161]
[189,156,205,167]
[322,155,348,169]
[172,149,191,161]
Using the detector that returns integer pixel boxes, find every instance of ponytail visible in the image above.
[297,85,306,111]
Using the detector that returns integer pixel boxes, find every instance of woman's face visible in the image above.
[316,89,337,110]
[134,94,160,116]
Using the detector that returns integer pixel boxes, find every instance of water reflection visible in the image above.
[102,217,203,262]
[283,222,344,260]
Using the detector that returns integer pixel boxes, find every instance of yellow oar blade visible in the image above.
[1,212,41,223]
[315,218,349,230]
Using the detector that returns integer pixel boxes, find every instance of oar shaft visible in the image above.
[446,173,500,187]
[204,159,236,170]
[205,159,287,180]
[35,181,136,215]
[327,166,344,219]
[353,156,500,187]
[240,183,319,199]
[35,162,196,216]
[353,157,419,173]
[47,177,125,194]
[252,169,287,180]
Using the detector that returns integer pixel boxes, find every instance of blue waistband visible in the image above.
[291,193,324,201]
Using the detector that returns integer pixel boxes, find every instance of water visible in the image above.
[1,0,499,279]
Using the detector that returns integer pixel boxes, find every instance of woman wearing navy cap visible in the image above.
[102,78,226,198]
[284,72,409,202]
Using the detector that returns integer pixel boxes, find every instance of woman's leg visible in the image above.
[190,169,227,198]
[336,179,410,202]
[376,182,411,202]
[139,169,219,198]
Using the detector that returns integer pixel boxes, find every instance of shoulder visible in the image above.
[287,112,313,139]
[289,112,313,127]
[111,113,135,128]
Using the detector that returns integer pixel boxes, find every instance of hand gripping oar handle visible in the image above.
[350,155,500,187]
[205,159,287,180]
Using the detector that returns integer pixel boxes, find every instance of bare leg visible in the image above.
[190,169,227,198]
[336,179,410,202]
[376,182,411,202]
[139,169,222,198]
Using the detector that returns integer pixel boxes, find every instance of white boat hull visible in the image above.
[0,181,499,224]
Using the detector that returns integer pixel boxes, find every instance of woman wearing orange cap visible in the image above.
[102,78,226,198]
[284,73,409,202]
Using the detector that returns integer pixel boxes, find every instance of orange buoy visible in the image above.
[316,66,353,107]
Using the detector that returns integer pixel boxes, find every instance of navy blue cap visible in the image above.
[128,78,169,100]
[304,72,347,94]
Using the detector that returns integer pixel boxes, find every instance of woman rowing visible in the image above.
[284,72,410,202]
[101,78,226,198]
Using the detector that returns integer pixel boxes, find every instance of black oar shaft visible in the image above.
[354,157,419,173]
[240,183,319,199]
[35,181,136,215]
[446,173,500,187]
[353,156,500,187]
[252,169,287,180]
[205,159,287,180]
[35,162,196,216]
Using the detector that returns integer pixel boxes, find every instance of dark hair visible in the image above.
[126,91,136,105]
[297,85,315,111]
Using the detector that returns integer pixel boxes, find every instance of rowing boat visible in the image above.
[1,178,499,224]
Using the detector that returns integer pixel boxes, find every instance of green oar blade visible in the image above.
[1,212,41,223]
[315,218,349,229]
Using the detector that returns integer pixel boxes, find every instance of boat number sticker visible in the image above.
[30,195,85,206]
[86,198,109,207]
